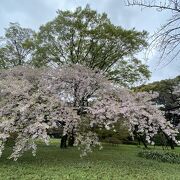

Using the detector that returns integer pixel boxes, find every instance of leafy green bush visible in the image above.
[138,150,180,164]
[153,132,167,146]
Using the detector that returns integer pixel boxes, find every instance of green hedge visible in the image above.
[138,150,180,164]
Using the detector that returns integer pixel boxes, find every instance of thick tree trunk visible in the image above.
[60,134,68,148]
[168,138,175,150]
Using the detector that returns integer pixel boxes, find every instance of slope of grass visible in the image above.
[0,140,180,180]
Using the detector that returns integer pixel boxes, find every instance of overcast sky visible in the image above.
[0,0,179,83]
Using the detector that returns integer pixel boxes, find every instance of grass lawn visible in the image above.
[0,139,180,180]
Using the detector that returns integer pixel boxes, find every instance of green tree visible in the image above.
[0,23,35,68]
[134,76,180,111]
[33,5,150,86]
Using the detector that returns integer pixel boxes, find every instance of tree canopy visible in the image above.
[0,23,35,68]
[0,6,151,87]
[134,75,180,129]
[134,76,180,110]
[32,5,150,86]
[0,65,179,160]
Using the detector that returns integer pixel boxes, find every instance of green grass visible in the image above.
[0,140,180,180]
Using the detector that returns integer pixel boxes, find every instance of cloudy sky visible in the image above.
[0,0,179,82]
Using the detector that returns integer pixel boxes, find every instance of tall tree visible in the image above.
[33,5,150,86]
[0,23,35,68]
[127,0,180,65]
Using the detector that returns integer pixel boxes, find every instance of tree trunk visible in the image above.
[163,132,175,150]
[168,138,175,150]
[60,134,67,148]
[140,136,148,148]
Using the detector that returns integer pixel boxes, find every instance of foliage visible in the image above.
[0,6,151,87]
[153,132,169,146]
[134,76,180,107]
[95,120,130,144]
[0,23,35,68]
[134,76,180,124]
[33,5,150,86]
[138,150,180,164]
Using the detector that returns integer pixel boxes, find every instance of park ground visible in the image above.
[0,139,180,180]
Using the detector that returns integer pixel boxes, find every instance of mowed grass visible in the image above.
[0,140,180,180]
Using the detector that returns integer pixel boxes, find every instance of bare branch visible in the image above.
[127,0,180,65]
[127,0,180,12]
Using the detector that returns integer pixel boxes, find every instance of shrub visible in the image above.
[153,132,167,146]
[138,150,180,164]
[122,140,138,145]
[103,137,122,145]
